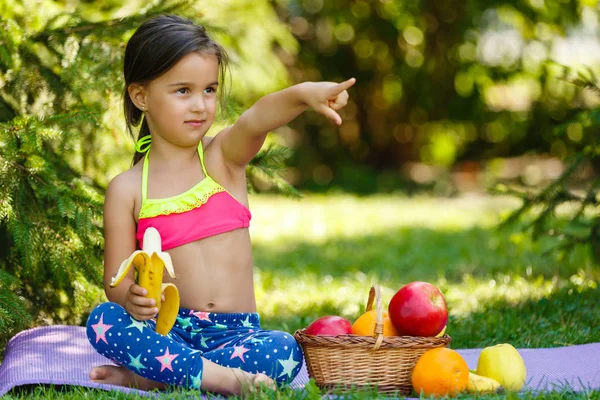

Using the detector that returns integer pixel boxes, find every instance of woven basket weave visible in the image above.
[293,285,451,394]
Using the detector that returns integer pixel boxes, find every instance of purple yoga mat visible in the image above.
[0,325,308,397]
[1,325,599,397]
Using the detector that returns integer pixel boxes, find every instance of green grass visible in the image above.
[7,383,600,399]
[4,194,599,399]
[251,194,599,348]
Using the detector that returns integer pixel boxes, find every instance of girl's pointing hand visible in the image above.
[303,78,356,126]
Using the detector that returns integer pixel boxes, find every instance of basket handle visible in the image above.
[365,285,384,351]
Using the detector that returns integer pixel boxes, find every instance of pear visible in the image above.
[476,343,526,392]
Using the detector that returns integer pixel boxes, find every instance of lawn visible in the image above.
[5,193,600,399]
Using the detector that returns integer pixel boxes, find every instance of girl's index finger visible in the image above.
[336,77,356,91]
[327,78,356,100]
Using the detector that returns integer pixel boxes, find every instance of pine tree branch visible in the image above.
[496,64,600,264]
[31,0,196,42]
[246,144,302,198]
[496,153,586,229]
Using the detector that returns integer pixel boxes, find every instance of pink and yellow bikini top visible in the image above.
[136,141,251,251]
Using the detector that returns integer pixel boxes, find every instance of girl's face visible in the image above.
[143,52,219,149]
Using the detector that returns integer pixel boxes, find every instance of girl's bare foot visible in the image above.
[201,358,277,396]
[90,365,167,391]
[231,368,276,395]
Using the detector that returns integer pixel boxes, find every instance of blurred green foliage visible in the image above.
[272,0,600,192]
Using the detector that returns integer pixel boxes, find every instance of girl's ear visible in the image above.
[128,83,147,111]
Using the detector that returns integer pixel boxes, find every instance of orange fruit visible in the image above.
[412,347,469,397]
[351,310,399,337]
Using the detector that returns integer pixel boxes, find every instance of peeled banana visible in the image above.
[467,371,504,394]
[111,227,180,335]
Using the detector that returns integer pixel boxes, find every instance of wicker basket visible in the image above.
[293,285,451,394]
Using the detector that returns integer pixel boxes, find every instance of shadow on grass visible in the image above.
[253,224,593,284]
[447,284,600,349]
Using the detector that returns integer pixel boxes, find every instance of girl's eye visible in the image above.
[177,88,189,94]
[204,87,216,94]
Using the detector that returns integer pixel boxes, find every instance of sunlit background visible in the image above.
[1,0,599,357]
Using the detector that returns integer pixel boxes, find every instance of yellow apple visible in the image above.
[476,343,526,392]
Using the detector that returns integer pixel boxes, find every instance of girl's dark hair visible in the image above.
[123,14,229,165]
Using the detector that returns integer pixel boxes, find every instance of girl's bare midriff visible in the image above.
[163,228,257,313]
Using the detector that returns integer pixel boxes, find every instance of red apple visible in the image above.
[305,315,352,336]
[388,281,448,337]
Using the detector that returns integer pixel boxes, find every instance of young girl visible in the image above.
[86,14,355,396]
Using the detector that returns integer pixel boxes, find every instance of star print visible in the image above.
[190,371,203,389]
[155,347,179,372]
[249,337,266,345]
[278,352,300,379]
[177,316,192,330]
[190,328,204,338]
[125,317,146,333]
[190,311,212,322]
[241,316,253,328]
[199,335,209,348]
[230,345,250,362]
[214,323,228,330]
[128,353,147,372]
[91,313,113,344]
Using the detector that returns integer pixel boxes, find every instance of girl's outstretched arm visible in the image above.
[219,78,356,168]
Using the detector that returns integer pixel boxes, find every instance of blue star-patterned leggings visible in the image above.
[86,302,304,389]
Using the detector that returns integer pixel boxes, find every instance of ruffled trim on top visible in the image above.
[139,179,226,219]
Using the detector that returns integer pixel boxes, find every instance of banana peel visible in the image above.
[435,325,447,337]
[467,371,504,395]
[111,227,179,335]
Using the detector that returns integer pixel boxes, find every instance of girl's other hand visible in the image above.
[304,78,356,126]
[124,283,158,321]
